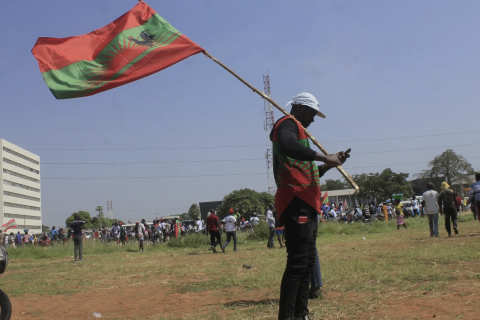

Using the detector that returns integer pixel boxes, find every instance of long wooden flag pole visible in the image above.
[203,51,359,192]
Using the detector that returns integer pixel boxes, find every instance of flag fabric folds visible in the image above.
[321,191,329,207]
[32,1,205,99]
[2,219,18,232]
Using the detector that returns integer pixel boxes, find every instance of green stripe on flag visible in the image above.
[41,14,182,99]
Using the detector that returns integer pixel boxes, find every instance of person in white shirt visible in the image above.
[411,197,420,217]
[136,220,146,252]
[422,182,440,237]
[330,208,337,219]
[387,204,393,219]
[250,214,260,226]
[196,219,203,233]
[266,205,276,248]
[222,209,238,252]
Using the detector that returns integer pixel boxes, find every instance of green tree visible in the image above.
[258,192,275,212]
[179,213,190,221]
[42,225,50,233]
[417,149,475,192]
[187,204,200,220]
[216,188,274,218]
[95,206,105,228]
[353,168,412,203]
[321,179,349,191]
[65,211,95,229]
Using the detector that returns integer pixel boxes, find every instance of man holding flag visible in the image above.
[270,93,349,320]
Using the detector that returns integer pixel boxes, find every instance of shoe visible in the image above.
[294,314,311,320]
[448,234,452,238]
[221,245,225,253]
[454,226,459,235]
[74,260,78,263]
[78,259,84,262]
[234,249,238,252]
[212,246,217,253]
[309,287,323,300]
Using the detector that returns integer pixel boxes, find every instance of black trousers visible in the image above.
[267,226,275,248]
[444,207,457,235]
[209,230,221,247]
[73,236,83,260]
[278,198,318,320]
[224,231,237,250]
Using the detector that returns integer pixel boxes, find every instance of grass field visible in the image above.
[1,214,480,319]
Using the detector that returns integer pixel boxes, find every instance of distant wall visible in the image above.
[410,177,445,195]
[199,201,222,220]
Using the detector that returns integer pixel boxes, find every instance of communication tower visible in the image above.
[107,200,113,219]
[263,74,276,194]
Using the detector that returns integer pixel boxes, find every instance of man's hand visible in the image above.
[316,150,350,167]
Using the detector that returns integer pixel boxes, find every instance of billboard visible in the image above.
[199,201,222,220]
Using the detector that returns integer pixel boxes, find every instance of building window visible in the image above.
[2,147,39,165]
[15,225,41,230]
[4,213,41,221]
[3,180,40,193]
[4,202,41,211]
[3,191,40,202]
[3,158,39,174]
[3,169,40,184]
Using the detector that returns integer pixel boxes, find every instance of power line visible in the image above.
[321,130,480,144]
[41,158,263,165]
[27,129,480,151]
[30,144,266,151]
[1,116,475,132]
[0,124,263,133]
[354,142,480,155]
[36,155,480,180]
[35,142,480,165]
[344,155,480,170]
[41,172,266,180]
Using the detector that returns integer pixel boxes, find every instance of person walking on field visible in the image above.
[206,209,224,253]
[274,211,285,248]
[70,215,86,262]
[468,173,480,222]
[394,199,408,230]
[438,182,460,237]
[222,209,238,252]
[119,223,126,246]
[266,204,276,248]
[270,92,349,320]
[422,182,439,237]
[136,221,146,252]
[381,202,388,221]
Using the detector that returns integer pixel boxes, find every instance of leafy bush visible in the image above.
[246,220,270,241]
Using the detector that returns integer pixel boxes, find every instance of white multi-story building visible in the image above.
[0,139,42,234]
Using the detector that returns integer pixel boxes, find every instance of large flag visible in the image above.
[320,191,329,207]
[32,1,205,99]
[2,219,18,232]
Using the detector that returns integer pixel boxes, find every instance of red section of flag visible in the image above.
[32,2,156,73]
[2,219,18,232]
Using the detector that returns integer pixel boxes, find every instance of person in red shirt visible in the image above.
[456,195,462,214]
[206,209,224,253]
[93,230,99,240]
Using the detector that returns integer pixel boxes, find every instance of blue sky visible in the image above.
[0,0,479,227]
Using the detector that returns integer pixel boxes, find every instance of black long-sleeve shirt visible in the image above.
[270,117,316,161]
[270,117,327,180]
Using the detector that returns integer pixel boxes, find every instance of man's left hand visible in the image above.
[337,151,350,164]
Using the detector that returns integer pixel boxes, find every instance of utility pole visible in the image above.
[263,73,276,194]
